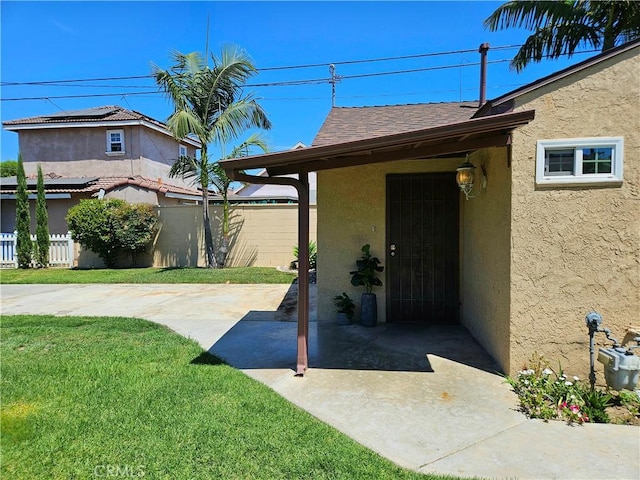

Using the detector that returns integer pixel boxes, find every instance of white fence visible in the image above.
[0,231,74,268]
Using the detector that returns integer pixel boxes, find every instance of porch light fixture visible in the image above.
[456,157,487,200]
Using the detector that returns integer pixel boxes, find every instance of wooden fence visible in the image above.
[0,231,74,268]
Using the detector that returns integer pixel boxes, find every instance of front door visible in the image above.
[386,173,459,324]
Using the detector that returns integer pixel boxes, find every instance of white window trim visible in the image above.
[536,137,623,186]
[106,129,125,156]
[179,145,187,157]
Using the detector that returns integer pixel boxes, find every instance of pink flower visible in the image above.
[560,402,568,408]
[569,405,580,414]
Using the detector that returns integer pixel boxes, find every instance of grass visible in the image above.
[1,315,460,480]
[0,266,296,284]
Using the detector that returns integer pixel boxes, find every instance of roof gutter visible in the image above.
[230,171,311,376]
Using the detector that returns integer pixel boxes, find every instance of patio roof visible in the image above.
[221,108,535,376]
[221,109,535,176]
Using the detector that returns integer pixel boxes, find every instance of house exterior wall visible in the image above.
[1,195,93,234]
[152,204,318,268]
[317,158,460,323]
[17,125,195,189]
[507,48,639,377]
[458,147,512,372]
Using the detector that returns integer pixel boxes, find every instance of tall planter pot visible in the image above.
[360,293,377,327]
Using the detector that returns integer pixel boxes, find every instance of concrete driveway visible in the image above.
[1,283,638,480]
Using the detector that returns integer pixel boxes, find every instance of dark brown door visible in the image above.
[386,173,459,324]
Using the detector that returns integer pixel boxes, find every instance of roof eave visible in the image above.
[3,119,202,148]
[475,39,640,117]
[222,109,535,176]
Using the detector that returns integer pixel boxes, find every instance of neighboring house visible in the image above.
[0,175,202,234]
[1,106,202,234]
[230,142,318,204]
[222,40,639,377]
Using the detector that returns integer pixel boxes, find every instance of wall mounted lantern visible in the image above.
[456,157,487,200]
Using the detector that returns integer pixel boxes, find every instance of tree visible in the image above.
[0,160,18,177]
[35,164,50,267]
[15,154,32,268]
[485,1,640,71]
[153,46,271,268]
[208,133,268,266]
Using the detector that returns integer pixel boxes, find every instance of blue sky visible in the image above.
[1,1,597,162]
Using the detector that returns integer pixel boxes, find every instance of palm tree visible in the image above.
[169,132,268,267]
[153,47,271,267]
[485,1,640,71]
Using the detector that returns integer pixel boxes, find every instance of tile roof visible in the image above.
[3,105,201,147]
[0,175,201,198]
[312,102,478,146]
[3,105,166,128]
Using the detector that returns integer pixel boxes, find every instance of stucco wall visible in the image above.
[317,159,460,323]
[1,195,92,234]
[153,204,318,268]
[458,147,511,372]
[508,48,639,377]
[17,126,195,190]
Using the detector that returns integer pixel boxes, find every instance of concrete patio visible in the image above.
[1,283,638,479]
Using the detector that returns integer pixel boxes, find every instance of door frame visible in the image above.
[385,172,460,324]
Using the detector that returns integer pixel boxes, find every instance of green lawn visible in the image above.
[0,266,296,284]
[1,315,460,480]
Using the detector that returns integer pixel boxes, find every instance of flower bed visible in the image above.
[507,355,640,425]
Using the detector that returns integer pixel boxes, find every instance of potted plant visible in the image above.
[350,244,384,327]
[333,292,355,326]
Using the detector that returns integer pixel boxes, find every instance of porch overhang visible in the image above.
[221,110,535,176]
[220,109,535,376]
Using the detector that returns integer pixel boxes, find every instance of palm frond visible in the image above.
[484,1,586,32]
[207,133,269,193]
[211,97,272,144]
[168,155,201,184]
[511,22,600,71]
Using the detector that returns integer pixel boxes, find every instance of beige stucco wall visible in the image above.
[458,147,512,372]
[153,204,317,268]
[507,48,639,378]
[1,195,92,234]
[317,159,461,323]
[17,126,195,190]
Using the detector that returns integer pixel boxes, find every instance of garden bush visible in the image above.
[67,199,157,268]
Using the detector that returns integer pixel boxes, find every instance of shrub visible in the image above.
[293,241,317,269]
[111,203,158,265]
[35,165,50,267]
[67,199,157,268]
[15,154,32,268]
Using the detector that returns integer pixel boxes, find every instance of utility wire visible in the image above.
[0,48,600,102]
[2,43,580,87]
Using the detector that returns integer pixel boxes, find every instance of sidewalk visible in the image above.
[1,284,638,479]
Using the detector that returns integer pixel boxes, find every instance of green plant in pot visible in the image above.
[350,244,384,327]
[333,292,355,326]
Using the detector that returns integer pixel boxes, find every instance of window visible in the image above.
[106,129,125,155]
[536,137,623,186]
[179,145,187,158]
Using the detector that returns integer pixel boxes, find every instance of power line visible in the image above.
[0,43,539,87]
[0,48,600,102]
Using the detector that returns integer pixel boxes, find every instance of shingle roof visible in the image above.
[0,174,201,198]
[312,102,478,146]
